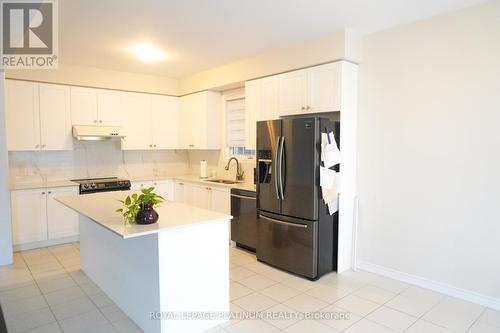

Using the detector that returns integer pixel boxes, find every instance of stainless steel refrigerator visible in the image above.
[256,116,340,280]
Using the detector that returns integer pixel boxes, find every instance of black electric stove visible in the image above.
[71,177,131,195]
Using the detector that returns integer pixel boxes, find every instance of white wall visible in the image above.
[179,30,362,94]
[6,63,178,96]
[0,72,13,265]
[357,1,500,306]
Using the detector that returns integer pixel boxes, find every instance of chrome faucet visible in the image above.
[225,157,245,181]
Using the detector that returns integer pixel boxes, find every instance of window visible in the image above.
[225,94,255,159]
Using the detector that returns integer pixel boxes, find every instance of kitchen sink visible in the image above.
[205,179,239,184]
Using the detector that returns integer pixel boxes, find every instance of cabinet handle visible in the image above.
[301,106,306,110]
[178,182,184,186]
[41,191,46,195]
[149,144,153,148]
[41,144,46,149]
[99,120,102,123]
[48,191,52,194]
[94,120,98,124]
[153,144,157,148]
[35,144,40,148]
[306,106,311,110]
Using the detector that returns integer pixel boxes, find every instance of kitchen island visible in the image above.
[56,191,231,333]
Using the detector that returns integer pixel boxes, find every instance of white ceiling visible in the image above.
[59,0,488,78]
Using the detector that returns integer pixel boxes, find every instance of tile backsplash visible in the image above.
[9,140,189,181]
[9,140,256,184]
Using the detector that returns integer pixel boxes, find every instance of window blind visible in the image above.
[226,98,246,147]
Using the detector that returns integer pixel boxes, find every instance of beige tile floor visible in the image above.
[1,244,499,333]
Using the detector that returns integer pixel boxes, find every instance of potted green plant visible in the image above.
[116,187,164,225]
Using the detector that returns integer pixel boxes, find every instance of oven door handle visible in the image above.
[259,215,308,228]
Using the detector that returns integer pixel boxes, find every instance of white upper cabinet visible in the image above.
[244,80,260,150]
[151,95,179,149]
[97,89,123,126]
[5,80,72,151]
[179,91,221,150]
[5,80,40,151]
[70,86,98,125]
[122,92,152,150]
[122,93,179,150]
[268,62,342,116]
[39,83,73,151]
[307,62,341,113]
[278,68,308,116]
[71,87,123,126]
[260,76,279,121]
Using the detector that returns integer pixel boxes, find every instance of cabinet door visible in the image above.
[10,189,47,245]
[151,95,179,149]
[47,186,79,239]
[179,93,206,149]
[97,89,123,126]
[152,179,174,201]
[211,187,230,214]
[278,69,308,116]
[122,92,152,150]
[307,62,341,113]
[39,83,73,150]
[70,87,98,125]
[131,181,154,191]
[5,80,40,151]
[245,80,260,150]
[261,76,279,121]
[185,184,211,209]
[197,186,212,210]
[174,182,186,203]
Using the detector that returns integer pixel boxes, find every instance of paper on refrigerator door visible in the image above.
[321,132,340,168]
[320,166,337,189]
[327,195,339,215]
[322,186,337,203]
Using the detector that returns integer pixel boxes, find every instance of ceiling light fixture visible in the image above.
[129,43,167,63]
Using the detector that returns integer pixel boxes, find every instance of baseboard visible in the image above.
[13,236,79,252]
[357,260,500,311]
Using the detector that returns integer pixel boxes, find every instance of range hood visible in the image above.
[72,125,126,141]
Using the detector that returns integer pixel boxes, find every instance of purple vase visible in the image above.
[135,203,159,225]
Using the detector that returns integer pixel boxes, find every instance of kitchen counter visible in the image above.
[9,178,77,190]
[56,190,232,239]
[10,174,256,192]
[57,191,230,332]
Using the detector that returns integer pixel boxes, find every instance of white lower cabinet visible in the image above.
[174,181,187,203]
[152,179,174,201]
[175,182,230,214]
[10,189,47,245]
[211,187,231,215]
[11,186,79,247]
[130,180,154,191]
[47,187,79,239]
[132,179,174,201]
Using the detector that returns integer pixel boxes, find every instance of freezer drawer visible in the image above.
[257,212,318,279]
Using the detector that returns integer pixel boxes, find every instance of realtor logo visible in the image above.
[1,0,58,69]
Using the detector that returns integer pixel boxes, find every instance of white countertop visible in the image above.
[10,174,256,192]
[56,191,232,239]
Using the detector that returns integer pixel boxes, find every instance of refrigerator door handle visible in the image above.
[274,136,281,200]
[259,215,308,228]
[279,136,285,200]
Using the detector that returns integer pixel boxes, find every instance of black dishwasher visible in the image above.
[231,188,257,252]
